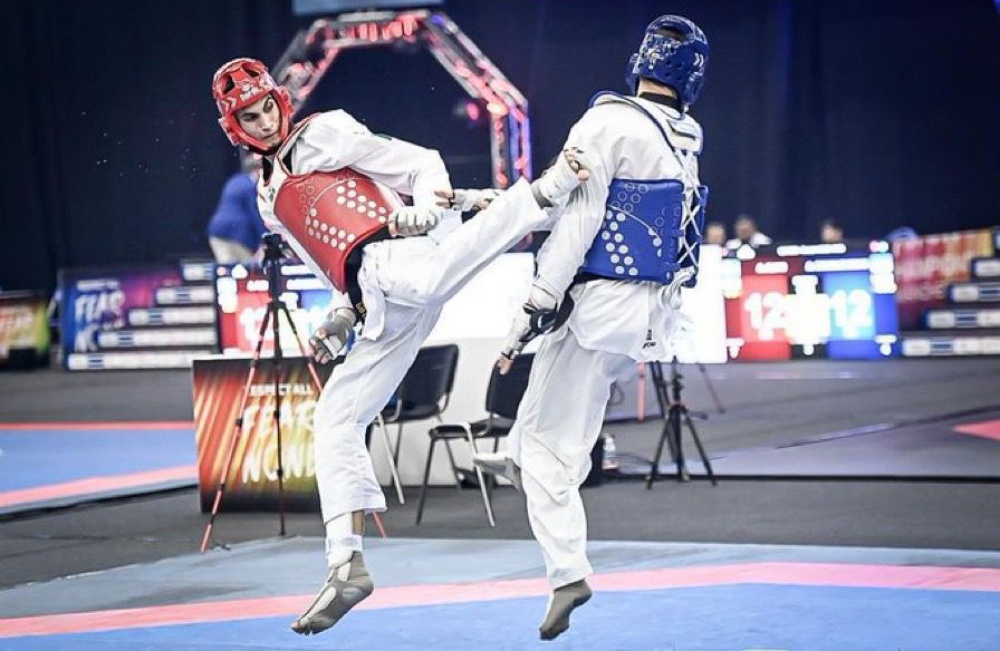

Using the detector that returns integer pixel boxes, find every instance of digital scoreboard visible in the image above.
[723,244,900,360]
[214,262,330,357]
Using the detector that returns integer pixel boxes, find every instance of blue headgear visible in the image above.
[626,15,709,107]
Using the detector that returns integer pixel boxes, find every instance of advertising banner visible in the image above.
[0,291,50,369]
[893,229,995,330]
[194,355,334,512]
[58,262,217,370]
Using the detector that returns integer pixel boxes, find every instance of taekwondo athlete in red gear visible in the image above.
[472,16,711,640]
[212,57,591,637]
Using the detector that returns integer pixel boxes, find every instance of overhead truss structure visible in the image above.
[271,9,532,187]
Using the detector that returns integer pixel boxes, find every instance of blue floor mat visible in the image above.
[0,427,195,491]
[5,583,998,651]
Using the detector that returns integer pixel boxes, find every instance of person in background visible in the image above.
[726,213,771,250]
[820,219,845,244]
[206,154,267,263]
[704,220,726,246]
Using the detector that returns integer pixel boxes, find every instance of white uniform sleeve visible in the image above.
[532,107,619,300]
[292,111,451,209]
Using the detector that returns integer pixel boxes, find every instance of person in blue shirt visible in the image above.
[207,155,267,263]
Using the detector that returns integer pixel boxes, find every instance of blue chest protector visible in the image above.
[580,95,709,287]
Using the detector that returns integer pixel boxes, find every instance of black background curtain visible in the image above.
[3,0,997,291]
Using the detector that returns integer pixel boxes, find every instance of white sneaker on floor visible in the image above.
[472,452,523,492]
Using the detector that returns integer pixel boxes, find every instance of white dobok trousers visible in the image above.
[506,328,634,589]
[312,179,545,523]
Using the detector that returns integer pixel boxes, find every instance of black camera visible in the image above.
[261,233,286,265]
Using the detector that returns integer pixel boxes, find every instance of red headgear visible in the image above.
[212,58,294,153]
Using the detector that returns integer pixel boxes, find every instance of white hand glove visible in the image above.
[497,307,534,374]
[497,304,563,374]
[497,284,563,373]
[308,308,356,364]
[388,205,442,237]
[434,188,501,212]
[531,147,592,208]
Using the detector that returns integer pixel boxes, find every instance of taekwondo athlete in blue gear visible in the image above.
[474,15,711,641]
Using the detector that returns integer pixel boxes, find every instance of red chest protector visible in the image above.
[273,168,397,292]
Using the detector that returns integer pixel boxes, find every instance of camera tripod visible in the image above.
[200,234,387,552]
[646,357,718,488]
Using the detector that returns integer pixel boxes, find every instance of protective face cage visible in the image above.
[212,57,293,153]
[626,15,709,108]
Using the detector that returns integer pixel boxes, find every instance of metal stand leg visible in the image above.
[201,304,274,553]
[696,361,726,414]
[201,247,292,551]
[646,358,718,489]
[374,413,406,505]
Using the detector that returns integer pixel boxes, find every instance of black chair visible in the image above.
[415,353,535,526]
[373,344,460,503]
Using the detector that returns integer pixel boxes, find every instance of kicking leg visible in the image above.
[376,149,592,307]
[440,147,591,212]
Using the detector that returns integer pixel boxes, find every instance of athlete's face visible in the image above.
[236,94,283,151]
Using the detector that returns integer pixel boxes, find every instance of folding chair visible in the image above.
[373,344,459,504]
[415,353,535,526]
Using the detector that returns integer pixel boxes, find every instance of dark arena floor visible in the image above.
[1,358,999,649]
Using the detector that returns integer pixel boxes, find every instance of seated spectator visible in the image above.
[820,219,845,244]
[704,221,726,246]
[726,214,772,250]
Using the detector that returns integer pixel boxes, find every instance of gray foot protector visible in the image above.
[539,579,593,641]
[290,552,374,636]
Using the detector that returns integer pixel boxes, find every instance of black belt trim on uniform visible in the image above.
[344,226,392,323]
[543,273,604,333]
[573,271,609,285]
[551,270,641,332]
